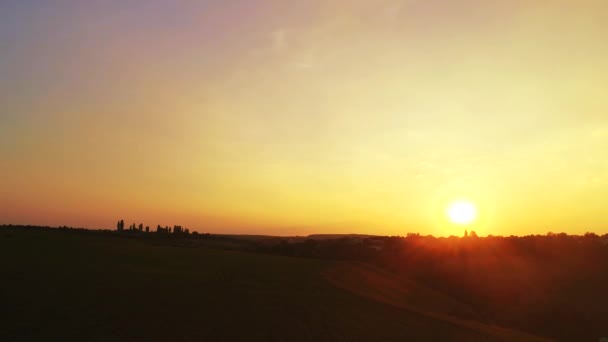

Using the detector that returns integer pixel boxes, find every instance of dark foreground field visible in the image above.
[0,228,552,342]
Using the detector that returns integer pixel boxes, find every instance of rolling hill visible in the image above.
[1,228,549,341]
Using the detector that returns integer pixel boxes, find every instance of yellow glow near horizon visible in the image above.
[447,201,478,226]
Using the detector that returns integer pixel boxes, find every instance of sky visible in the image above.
[1,0,607,236]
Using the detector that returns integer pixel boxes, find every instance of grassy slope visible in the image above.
[324,262,550,342]
[1,229,546,341]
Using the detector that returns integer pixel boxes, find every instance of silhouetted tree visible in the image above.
[145,226,149,233]
[117,220,125,232]
[138,223,143,232]
[584,232,599,239]
[464,229,469,238]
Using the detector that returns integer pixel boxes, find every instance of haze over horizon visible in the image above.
[2,1,607,236]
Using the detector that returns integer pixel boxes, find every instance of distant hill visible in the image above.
[306,234,377,240]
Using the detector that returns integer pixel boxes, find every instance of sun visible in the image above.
[446,200,477,225]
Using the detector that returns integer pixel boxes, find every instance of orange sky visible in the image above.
[1,1,607,236]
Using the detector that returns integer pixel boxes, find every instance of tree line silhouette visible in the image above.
[116,219,190,235]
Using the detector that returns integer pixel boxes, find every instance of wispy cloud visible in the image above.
[271,28,287,52]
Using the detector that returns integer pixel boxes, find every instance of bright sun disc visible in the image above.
[446,200,477,225]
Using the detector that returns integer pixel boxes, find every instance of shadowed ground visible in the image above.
[1,229,548,341]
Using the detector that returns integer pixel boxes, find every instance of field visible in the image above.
[0,228,550,341]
